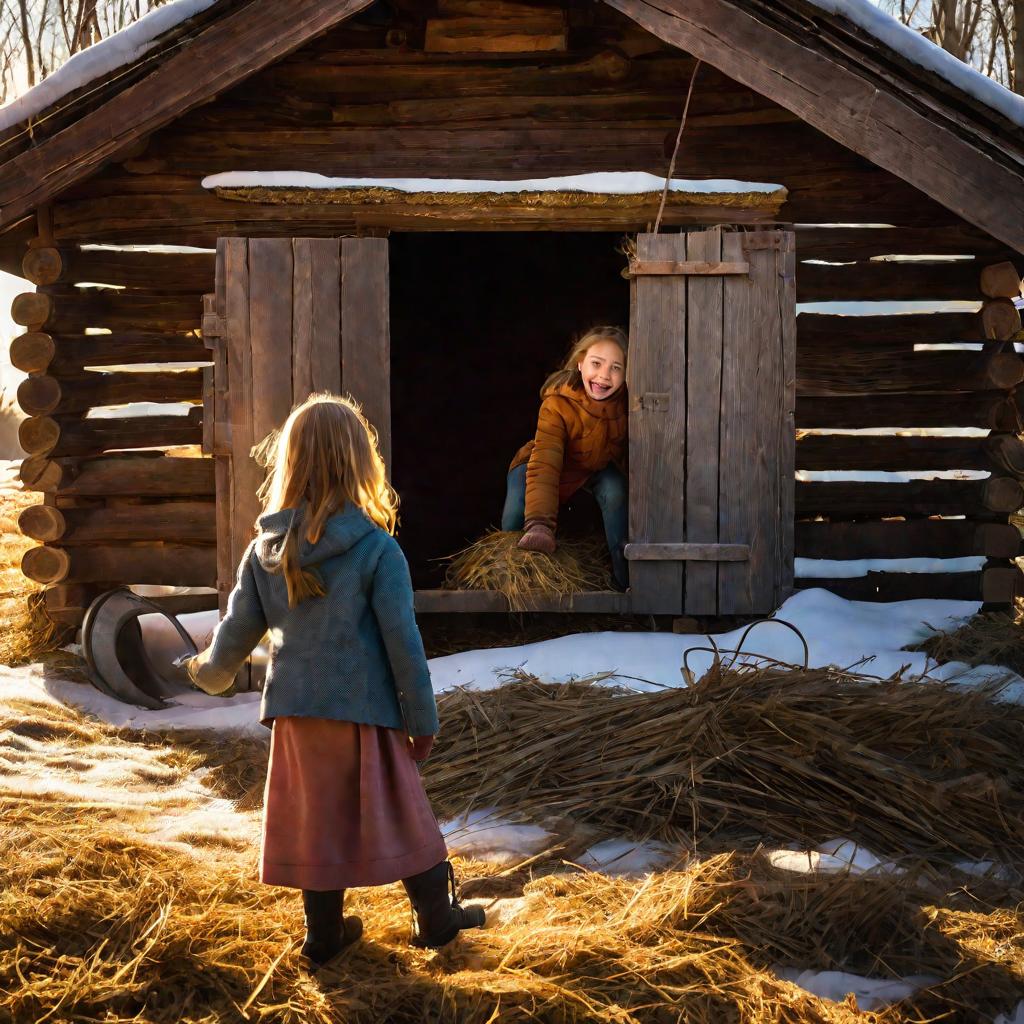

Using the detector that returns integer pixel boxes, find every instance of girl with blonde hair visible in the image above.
[503,326,629,588]
[187,393,484,965]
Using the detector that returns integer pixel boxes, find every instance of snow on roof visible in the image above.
[0,0,218,134]
[808,0,1024,129]
[201,171,785,194]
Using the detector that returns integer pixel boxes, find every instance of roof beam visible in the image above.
[606,0,1024,254]
[0,0,372,231]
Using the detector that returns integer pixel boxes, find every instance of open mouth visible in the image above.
[589,381,613,398]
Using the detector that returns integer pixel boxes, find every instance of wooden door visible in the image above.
[626,227,795,616]
[202,236,391,624]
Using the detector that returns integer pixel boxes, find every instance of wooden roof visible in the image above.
[0,0,1021,252]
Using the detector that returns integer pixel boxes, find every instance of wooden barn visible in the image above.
[1,0,1023,629]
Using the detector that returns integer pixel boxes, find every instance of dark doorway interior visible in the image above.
[390,232,630,589]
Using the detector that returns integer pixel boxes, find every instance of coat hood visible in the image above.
[255,504,376,572]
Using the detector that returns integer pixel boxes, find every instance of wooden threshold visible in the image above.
[414,588,631,613]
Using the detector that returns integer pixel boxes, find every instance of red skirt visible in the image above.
[260,716,447,890]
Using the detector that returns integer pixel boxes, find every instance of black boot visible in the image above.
[402,860,486,949]
[300,889,363,966]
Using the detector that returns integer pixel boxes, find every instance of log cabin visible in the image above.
[1,0,1023,634]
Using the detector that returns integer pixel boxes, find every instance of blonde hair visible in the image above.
[259,393,398,607]
[541,326,628,397]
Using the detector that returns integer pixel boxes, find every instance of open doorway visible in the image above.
[389,232,630,589]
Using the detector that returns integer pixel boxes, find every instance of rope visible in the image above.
[653,59,702,234]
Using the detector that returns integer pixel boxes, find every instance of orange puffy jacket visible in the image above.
[510,382,628,529]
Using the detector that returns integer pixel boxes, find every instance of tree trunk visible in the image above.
[1014,0,1024,94]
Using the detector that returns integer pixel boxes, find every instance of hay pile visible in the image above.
[911,605,1024,677]
[2,692,1023,1022]
[444,529,613,610]
[0,472,58,664]
[2,797,1023,1022]
[424,664,1024,863]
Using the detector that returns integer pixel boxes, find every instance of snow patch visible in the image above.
[440,809,553,863]
[0,0,218,133]
[807,0,1024,127]
[202,170,784,195]
[579,839,678,875]
[776,967,940,1011]
[795,556,986,578]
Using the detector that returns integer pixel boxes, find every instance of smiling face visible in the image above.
[578,340,626,401]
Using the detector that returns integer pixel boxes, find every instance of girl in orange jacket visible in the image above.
[502,326,629,588]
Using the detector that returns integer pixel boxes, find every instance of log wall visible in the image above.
[7,5,1024,622]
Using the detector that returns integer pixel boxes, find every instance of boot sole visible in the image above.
[412,905,487,949]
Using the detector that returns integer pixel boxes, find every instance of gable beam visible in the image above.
[0,0,372,231]
[606,0,1024,254]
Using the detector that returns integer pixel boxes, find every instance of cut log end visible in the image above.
[10,332,56,374]
[980,261,1023,300]
[18,505,66,543]
[981,476,1024,513]
[22,545,71,585]
[10,291,53,329]
[19,455,66,492]
[17,375,62,417]
[18,416,61,456]
[21,247,64,287]
[980,298,1022,341]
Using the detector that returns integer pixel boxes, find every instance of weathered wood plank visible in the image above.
[19,409,203,458]
[413,588,631,613]
[796,433,995,472]
[292,237,341,403]
[21,454,214,496]
[778,231,797,604]
[796,478,1024,516]
[341,237,392,470]
[248,238,295,448]
[797,312,983,348]
[795,520,1021,560]
[794,225,1016,263]
[796,392,1023,430]
[794,568,1022,603]
[628,232,686,614]
[625,542,748,561]
[223,238,257,583]
[796,260,981,302]
[683,227,722,614]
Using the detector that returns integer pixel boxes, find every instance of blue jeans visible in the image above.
[501,463,628,588]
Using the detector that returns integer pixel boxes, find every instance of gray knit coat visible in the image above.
[194,505,439,737]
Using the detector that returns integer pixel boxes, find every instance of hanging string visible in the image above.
[653,59,702,234]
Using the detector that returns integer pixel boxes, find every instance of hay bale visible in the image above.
[444,529,612,610]
[0,479,61,665]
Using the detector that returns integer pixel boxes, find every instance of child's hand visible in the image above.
[409,735,434,762]
[518,522,556,554]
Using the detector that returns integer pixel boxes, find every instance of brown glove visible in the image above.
[518,522,556,554]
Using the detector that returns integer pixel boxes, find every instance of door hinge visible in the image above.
[631,392,670,412]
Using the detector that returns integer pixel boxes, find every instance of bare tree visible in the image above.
[0,0,169,101]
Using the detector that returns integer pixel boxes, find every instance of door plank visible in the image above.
[293,237,342,402]
[684,226,723,614]
[248,238,295,450]
[718,230,756,613]
[341,237,392,470]
[628,232,687,614]
[778,232,797,602]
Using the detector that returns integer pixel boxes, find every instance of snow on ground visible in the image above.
[202,171,784,195]
[431,588,1017,696]
[0,0,218,133]
[807,0,1024,128]
[9,587,1019,736]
